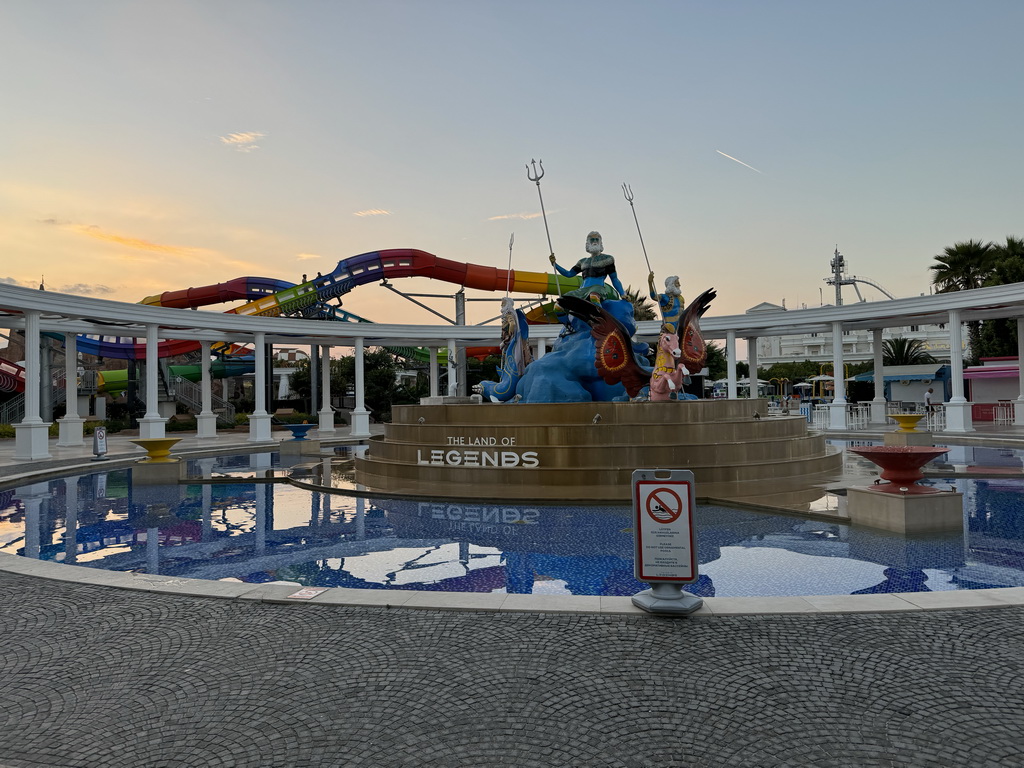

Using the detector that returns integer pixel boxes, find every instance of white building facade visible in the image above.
[748,302,962,365]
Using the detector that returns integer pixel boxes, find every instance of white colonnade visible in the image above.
[7,279,1024,460]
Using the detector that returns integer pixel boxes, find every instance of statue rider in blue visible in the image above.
[550,231,626,304]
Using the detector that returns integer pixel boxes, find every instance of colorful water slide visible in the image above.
[73,249,582,360]
[140,277,296,310]
[95,358,256,395]
[145,248,579,319]
[0,359,25,394]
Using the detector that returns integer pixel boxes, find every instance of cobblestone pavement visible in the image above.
[2,572,1024,767]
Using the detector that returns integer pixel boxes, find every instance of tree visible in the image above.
[930,239,995,364]
[930,239,994,293]
[882,337,936,366]
[291,349,403,421]
[705,341,727,380]
[976,237,1024,358]
[988,236,1024,284]
[623,286,657,322]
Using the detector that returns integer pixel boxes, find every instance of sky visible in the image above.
[2,0,1022,328]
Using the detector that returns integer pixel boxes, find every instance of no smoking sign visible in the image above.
[632,470,697,583]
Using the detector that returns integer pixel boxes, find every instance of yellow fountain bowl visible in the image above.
[129,438,183,463]
[891,413,925,433]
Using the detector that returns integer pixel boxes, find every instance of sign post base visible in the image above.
[632,583,704,615]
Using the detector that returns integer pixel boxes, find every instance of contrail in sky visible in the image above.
[716,150,762,174]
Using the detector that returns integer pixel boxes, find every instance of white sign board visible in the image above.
[632,469,697,583]
[93,426,107,456]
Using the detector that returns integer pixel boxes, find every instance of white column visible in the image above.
[870,328,887,424]
[146,527,160,575]
[254,484,267,555]
[14,310,51,460]
[446,339,457,397]
[1017,318,1024,426]
[21,483,48,558]
[196,340,218,438]
[57,332,85,446]
[199,458,215,541]
[535,339,547,359]
[828,320,848,430]
[428,348,439,397]
[350,338,371,438]
[944,309,974,432]
[138,324,166,439]
[318,344,336,435]
[64,476,79,564]
[247,331,273,441]
[726,331,737,399]
[746,337,758,399]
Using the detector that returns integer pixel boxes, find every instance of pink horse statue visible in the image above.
[649,327,690,401]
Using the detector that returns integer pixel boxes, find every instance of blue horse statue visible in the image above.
[514,298,651,403]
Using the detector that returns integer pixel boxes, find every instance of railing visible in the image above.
[166,374,236,427]
[924,405,946,431]
[0,369,67,425]
[994,402,1015,426]
[52,369,66,407]
[0,394,24,425]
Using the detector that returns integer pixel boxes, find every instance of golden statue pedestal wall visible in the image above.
[355,399,843,504]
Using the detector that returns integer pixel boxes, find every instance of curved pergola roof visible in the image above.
[1,280,1023,349]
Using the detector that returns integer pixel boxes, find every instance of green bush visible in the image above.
[275,412,313,424]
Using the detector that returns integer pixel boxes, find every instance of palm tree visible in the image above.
[978,236,1024,357]
[930,239,995,292]
[930,239,995,364]
[882,337,936,366]
[987,236,1024,285]
[623,286,657,322]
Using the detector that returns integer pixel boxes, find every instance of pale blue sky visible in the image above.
[1,0,1021,324]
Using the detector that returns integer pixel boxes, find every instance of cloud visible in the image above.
[0,276,28,286]
[219,132,265,153]
[487,212,544,221]
[57,283,115,296]
[353,209,391,217]
[296,253,322,261]
[68,224,215,262]
[69,224,205,257]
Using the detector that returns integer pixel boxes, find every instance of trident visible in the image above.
[622,183,653,275]
[527,159,561,295]
[506,232,514,297]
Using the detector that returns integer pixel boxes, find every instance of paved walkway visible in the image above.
[1,569,1024,767]
[2,425,1024,766]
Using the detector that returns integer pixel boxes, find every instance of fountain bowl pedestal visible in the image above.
[279,424,322,455]
[883,413,934,446]
[846,446,962,533]
[129,438,186,485]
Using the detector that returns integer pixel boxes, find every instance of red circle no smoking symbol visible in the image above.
[646,487,683,524]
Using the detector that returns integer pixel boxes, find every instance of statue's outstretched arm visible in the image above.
[610,271,626,298]
[550,257,575,279]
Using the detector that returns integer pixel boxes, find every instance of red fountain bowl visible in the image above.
[848,446,950,495]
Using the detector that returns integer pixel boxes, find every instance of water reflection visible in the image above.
[2,448,1024,597]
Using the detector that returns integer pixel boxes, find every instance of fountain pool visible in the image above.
[2,446,1024,598]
